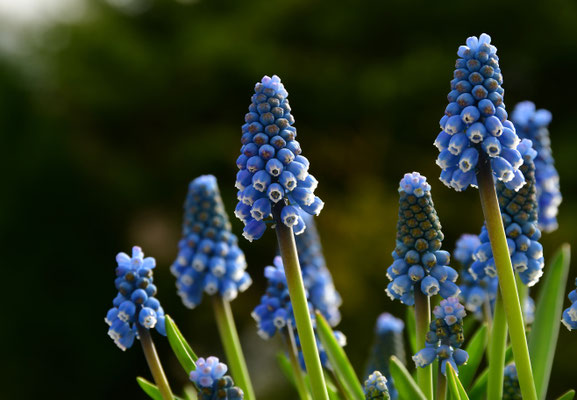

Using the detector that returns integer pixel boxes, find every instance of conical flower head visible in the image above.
[295,213,342,326]
[386,172,460,306]
[471,140,544,287]
[171,175,252,309]
[561,278,577,331]
[364,371,391,400]
[512,101,561,232]
[503,363,521,400]
[435,33,525,192]
[190,356,244,400]
[235,75,324,242]
[105,246,166,351]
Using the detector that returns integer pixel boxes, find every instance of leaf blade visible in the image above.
[389,356,427,400]
[165,315,198,374]
[459,324,488,389]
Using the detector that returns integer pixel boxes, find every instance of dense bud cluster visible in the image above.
[435,33,525,192]
[171,175,251,308]
[470,140,544,286]
[412,297,469,375]
[503,363,521,400]
[235,75,324,241]
[105,246,166,351]
[562,278,577,331]
[386,173,459,305]
[512,101,562,233]
[190,357,244,400]
[364,371,391,400]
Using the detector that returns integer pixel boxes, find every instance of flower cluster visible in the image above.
[105,246,166,351]
[503,363,521,400]
[364,371,391,400]
[435,33,525,192]
[512,101,562,233]
[171,175,252,309]
[412,297,469,375]
[365,313,405,400]
[295,213,342,326]
[386,172,459,306]
[190,357,244,400]
[561,277,577,331]
[470,140,545,286]
[235,75,324,241]
[454,234,497,320]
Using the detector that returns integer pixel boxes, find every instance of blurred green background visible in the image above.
[1,0,576,398]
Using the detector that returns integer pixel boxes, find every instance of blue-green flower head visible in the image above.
[190,356,244,400]
[386,172,460,305]
[171,175,252,309]
[512,101,561,233]
[236,75,324,242]
[562,278,577,331]
[364,371,391,400]
[105,246,166,351]
[435,33,526,192]
[503,363,521,400]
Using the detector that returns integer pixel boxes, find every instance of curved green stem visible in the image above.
[274,204,329,400]
[414,290,433,399]
[477,158,537,400]
[137,324,174,400]
[212,296,255,400]
[284,327,313,400]
[487,291,507,400]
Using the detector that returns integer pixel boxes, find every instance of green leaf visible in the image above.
[165,315,198,373]
[324,372,343,400]
[469,345,513,400]
[276,352,296,387]
[389,356,427,400]
[406,307,417,356]
[556,389,576,400]
[446,363,469,400]
[315,311,364,400]
[183,385,198,400]
[459,324,488,389]
[136,377,184,400]
[528,244,571,400]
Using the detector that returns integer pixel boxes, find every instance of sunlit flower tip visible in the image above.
[398,172,431,197]
[503,363,521,400]
[512,101,562,232]
[364,371,391,400]
[190,357,244,399]
[436,34,525,191]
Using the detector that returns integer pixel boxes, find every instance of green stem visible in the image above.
[137,324,174,400]
[283,327,313,400]
[487,291,507,400]
[273,204,329,400]
[414,290,433,399]
[212,296,256,400]
[477,158,537,400]
[437,363,446,400]
[515,274,528,325]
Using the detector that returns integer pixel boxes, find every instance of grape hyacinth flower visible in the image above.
[105,246,166,351]
[190,357,244,400]
[412,297,469,375]
[171,175,252,308]
[503,363,522,400]
[512,101,562,233]
[364,371,391,400]
[365,313,405,400]
[471,140,545,286]
[561,277,577,331]
[435,33,526,192]
[235,75,324,241]
[386,172,460,306]
[454,234,497,320]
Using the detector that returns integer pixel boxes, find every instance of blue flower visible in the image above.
[412,297,469,376]
[471,140,545,287]
[503,363,521,400]
[364,371,391,400]
[386,172,460,305]
[236,75,324,241]
[435,33,526,192]
[512,101,562,233]
[105,246,166,351]
[190,357,244,400]
[365,313,405,400]
[561,278,577,331]
[171,175,252,309]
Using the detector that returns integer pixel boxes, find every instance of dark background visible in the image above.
[1,0,576,398]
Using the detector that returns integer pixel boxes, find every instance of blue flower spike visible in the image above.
[512,101,562,233]
[503,363,522,400]
[105,246,166,351]
[561,278,577,331]
[171,175,252,309]
[190,356,244,400]
[412,297,469,376]
[364,371,391,400]
[236,75,324,241]
[435,33,526,192]
[386,172,460,306]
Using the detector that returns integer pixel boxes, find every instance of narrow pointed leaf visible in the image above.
[446,363,462,400]
[324,372,343,400]
[276,352,296,386]
[315,311,364,400]
[166,315,198,373]
[406,307,417,355]
[459,324,488,389]
[556,389,576,400]
[528,244,571,400]
[389,355,427,400]
[468,368,487,400]
[183,385,198,400]
[448,363,469,400]
[136,377,184,400]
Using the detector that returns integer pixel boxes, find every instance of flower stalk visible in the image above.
[284,326,312,400]
[414,290,432,399]
[137,324,174,400]
[487,292,507,400]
